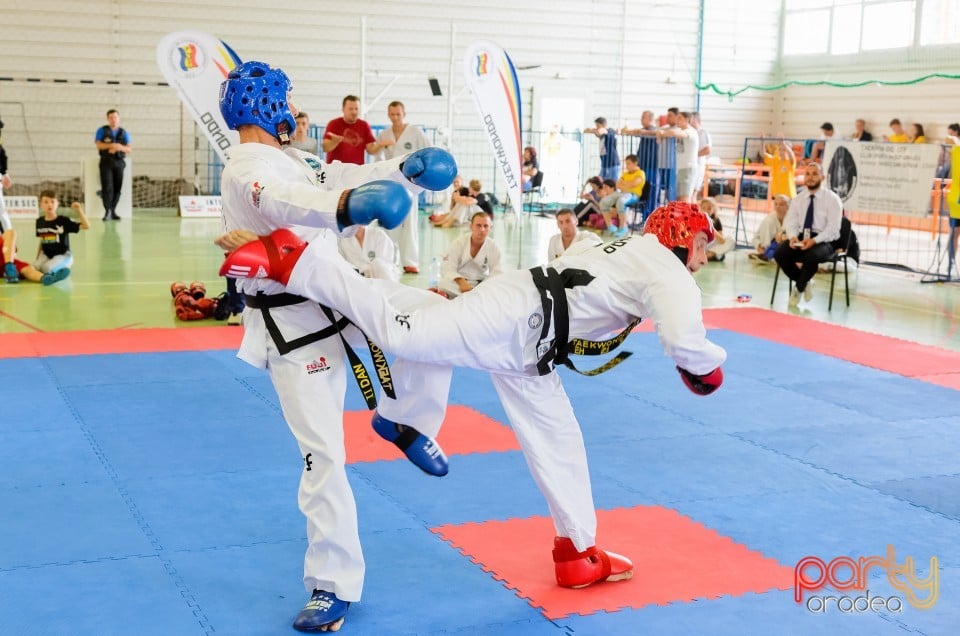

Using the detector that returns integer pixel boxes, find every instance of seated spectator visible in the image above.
[573,176,603,226]
[432,179,492,228]
[850,118,873,141]
[338,223,400,282]
[33,189,90,284]
[699,197,733,262]
[749,194,789,262]
[430,175,463,223]
[604,154,645,238]
[594,178,619,231]
[522,146,539,191]
[2,191,88,285]
[909,123,926,143]
[547,208,602,262]
[773,162,843,306]
[438,211,503,298]
[811,122,834,163]
[761,134,797,198]
[885,118,908,143]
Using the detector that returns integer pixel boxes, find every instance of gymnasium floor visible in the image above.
[1,209,958,635]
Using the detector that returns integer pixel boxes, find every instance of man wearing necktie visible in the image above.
[773,162,843,306]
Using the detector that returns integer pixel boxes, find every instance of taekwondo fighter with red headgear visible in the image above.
[217,60,458,632]
[218,201,727,601]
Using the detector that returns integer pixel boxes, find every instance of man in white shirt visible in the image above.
[773,162,842,305]
[658,111,700,202]
[547,208,602,262]
[438,211,503,297]
[690,112,712,199]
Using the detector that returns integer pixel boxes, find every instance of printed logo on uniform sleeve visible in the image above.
[251,181,263,207]
[528,312,543,329]
[395,314,411,330]
[367,250,376,261]
[303,157,326,184]
[306,357,331,374]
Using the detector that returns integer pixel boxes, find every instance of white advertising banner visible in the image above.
[178,195,222,218]
[157,31,242,161]
[463,40,523,213]
[3,196,38,218]
[822,141,941,216]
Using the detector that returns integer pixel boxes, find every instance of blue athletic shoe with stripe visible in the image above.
[372,412,448,476]
[292,589,349,632]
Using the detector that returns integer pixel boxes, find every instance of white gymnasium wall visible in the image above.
[698,1,781,161]
[0,0,780,194]
[775,43,960,144]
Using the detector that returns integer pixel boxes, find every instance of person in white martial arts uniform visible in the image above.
[376,101,429,273]
[438,212,504,298]
[547,208,602,262]
[219,201,727,593]
[337,223,400,282]
[217,60,457,633]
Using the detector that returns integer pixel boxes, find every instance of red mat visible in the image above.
[703,307,960,389]
[0,326,242,359]
[433,506,793,619]
[344,405,520,464]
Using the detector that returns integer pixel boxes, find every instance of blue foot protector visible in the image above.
[372,412,449,477]
[293,589,350,632]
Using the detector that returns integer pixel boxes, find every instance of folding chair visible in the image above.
[770,216,854,310]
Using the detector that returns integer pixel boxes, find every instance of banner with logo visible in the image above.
[822,141,941,216]
[2,196,38,218]
[178,195,222,218]
[157,31,242,161]
[463,40,522,213]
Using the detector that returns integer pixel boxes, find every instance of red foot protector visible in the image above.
[433,506,793,619]
[344,405,520,464]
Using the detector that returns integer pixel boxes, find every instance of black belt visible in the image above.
[243,292,395,409]
[528,266,640,377]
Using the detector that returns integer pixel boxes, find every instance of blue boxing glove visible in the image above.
[337,180,413,230]
[401,147,458,191]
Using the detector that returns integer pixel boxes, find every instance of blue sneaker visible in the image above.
[372,412,448,476]
[293,589,349,632]
[614,226,630,239]
[41,268,71,286]
[4,262,19,284]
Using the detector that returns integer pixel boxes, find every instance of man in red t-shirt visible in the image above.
[322,95,392,165]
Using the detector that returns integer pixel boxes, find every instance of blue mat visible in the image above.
[1,323,958,635]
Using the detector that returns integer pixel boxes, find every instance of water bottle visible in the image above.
[428,257,441,289]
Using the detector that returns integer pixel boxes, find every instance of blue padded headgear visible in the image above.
[219,61,296,144]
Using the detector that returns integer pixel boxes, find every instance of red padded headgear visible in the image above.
[643,201,714,253]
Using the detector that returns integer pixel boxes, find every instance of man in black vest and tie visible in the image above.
[774,161,843,306]
[94,109,132,221]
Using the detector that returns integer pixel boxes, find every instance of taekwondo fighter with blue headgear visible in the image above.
[218,61,457,633]
[219,201,727,603]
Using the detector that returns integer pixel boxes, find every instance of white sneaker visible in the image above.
[789,287,800,307]
[803,280,814,302]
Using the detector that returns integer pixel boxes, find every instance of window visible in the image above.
[861,1,915,50]
[920,0,960,45]
[782,0,959,55]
